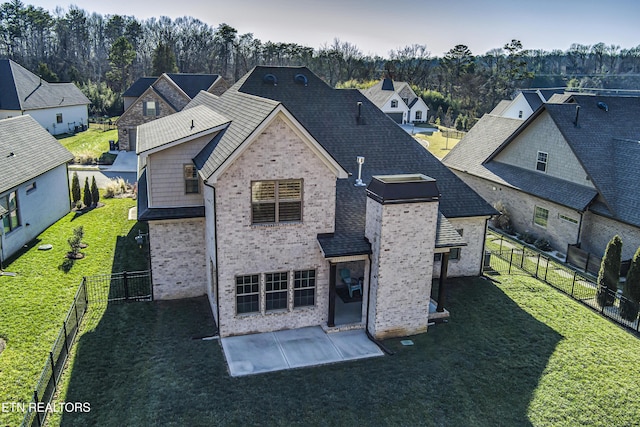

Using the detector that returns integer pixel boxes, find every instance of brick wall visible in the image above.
[212,114,338,337]
[149,218,207,299]
[432,217,488,278]
[365,197,438,339]
[580,212,640,260]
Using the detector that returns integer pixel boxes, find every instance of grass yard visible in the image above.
[414,128,461,159]
[50,274,640,426]
[57,123,118,164]
[0,197,148,427]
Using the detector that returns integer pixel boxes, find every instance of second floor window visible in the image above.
[251,179,302,224]
[390,100,398,108]
[144,101,159,116]
[184,164,199,194]
[536,151,548,172]
[415,111,422,120]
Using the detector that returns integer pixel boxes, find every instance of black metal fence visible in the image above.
[21,271,151,427]
[485,229,640,334]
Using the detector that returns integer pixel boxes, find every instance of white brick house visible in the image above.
[444,94,640,263]
[137,67,495,339]
[362,78,429,124]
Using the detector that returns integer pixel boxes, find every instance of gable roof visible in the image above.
[137,104,231,154]
[445,95,640,227]
[0,115,73,194]
[233,67,495,256]
[362,79,416,109]
[0,59,89,111]
[122,73,222,99]
[140,66,496,257]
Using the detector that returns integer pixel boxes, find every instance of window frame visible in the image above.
[534,206,549,228]
[1,191,20,233]
[294,270,316,308]
[251,179,302,225]
[236,274,260,315]
[415,111,422,120]
[390,99,398,108]
[143,101,158,117]
[559,214,578,224]
[265,272,289,312]
[56,113,63,124]
[184,164,200,194]
[536,151,548,173]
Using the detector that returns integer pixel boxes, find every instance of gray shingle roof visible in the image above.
[136,105,230,154]
[0,59,89,110]
[445,95,640,227]
[0,115,73,194]
[235,66,495,256]
[122,74,222,99]
[435,214,467,248]
[141,66,496,257]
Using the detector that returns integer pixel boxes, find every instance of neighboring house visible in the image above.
[117,73,229,151]
[0,59,90,135]
[137,66,495,340]
[362,78,429,124]
[0,115,73,264]
[490,89,568,120]
[443,94,640,264]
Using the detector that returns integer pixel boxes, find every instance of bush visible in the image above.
[518,231,536,245]
[71,172,81,204]
[103,177,134,199]
[534,238,552,252]
[620,246,640,321]
[67,226,84,258]
[91,176,100,206]
[493,201,512,231]
[597,235,622,307]
[83,177,92,208]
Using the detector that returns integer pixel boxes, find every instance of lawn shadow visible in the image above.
[110,221,149,274]
[57,278,562,426]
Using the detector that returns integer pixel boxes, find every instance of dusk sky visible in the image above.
[30,0,640,57]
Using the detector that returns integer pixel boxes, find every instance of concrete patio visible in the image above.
[220,326,384,377]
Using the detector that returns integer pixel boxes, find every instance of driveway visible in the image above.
[69,151,137,188]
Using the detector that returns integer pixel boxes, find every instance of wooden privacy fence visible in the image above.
[485,229,640,334]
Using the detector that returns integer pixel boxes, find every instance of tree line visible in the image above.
[2,1,640,126]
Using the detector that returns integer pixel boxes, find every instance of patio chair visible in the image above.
[340,268,362,298]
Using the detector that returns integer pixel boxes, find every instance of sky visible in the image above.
[27,0,640,57]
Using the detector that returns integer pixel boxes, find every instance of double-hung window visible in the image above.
[536,151,548,172]
[143,101,158,117]
[251,180,302,224]
[1,191,19,233]
[390,100,398,108]
[236,275,259,314]
[265,272,288,311]
[294,270,316,307]
[184,164,199,194]
[534,206,549,227]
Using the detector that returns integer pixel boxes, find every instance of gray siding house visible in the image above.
[137,66,495,340]
[0,115,74,264]
[444,94,640,262]
[0,59,90,135]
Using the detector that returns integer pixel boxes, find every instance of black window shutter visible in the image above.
[155,102,160,116]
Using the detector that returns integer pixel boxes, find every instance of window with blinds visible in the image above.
[251,180,302,224]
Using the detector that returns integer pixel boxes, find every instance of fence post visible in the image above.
[499,235,503,253]
[544,258,549,282]
[535,254,541,278]
[63,322,70,355]
[34,390,41,427]
[571,271,577,296]
[520,249,525,269]
[49,351,57,389]
[83,277,88,305]
[124,271,130,301]
[585,254,590,273]
[509,249,514,275]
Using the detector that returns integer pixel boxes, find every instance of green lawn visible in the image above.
[0,198,148,427]
[57,124,118,164]
[414,128,461,159]
[50,274,640,426]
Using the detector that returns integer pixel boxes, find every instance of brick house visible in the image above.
[116,73,229,151]
[137,66,495,339]
[443,94,640,264]
[362,78,429,124]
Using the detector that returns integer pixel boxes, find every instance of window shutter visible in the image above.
[142,102,147,115]
[155,102,160,116]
